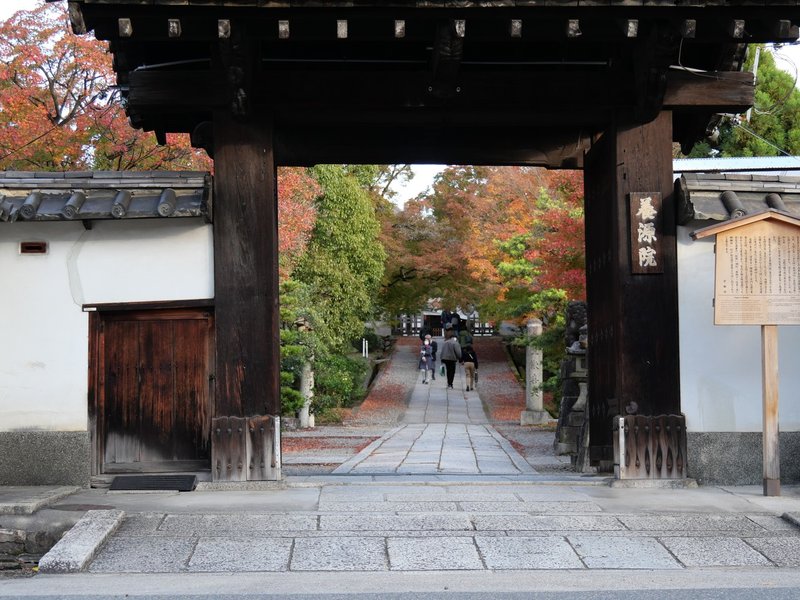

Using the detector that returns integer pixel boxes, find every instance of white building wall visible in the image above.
[0,219,213,432]
[678,225,800,432]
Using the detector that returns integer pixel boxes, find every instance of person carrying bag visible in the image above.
[439,329,462,389]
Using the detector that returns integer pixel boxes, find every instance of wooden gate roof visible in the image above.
[57,0,800,166]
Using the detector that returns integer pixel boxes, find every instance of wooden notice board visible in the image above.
[693,210,800,496]
[711,219,800,325]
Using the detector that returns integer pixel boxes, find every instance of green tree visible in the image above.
[294,165,386,351]
[688,46,800,157]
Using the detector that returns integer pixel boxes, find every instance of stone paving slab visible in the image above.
[317,501,460,513]
[159,514,319,534]
[458,501,601,513]
[745,536,800,567]
[569,535,682,569]
[388,537,483,570]
[0,486,80,515]
[385,492,522,502]
[291,537,387,571]
[320,514,474,531]
[475,535,584,569]
[474,515,626,531]
[660,536,773,567]
[88,536,196,573]
[114,513,166,536]
[188,537,292,572]
[515,490,595,502]
[746,515,800,531]
[618,514,767,533]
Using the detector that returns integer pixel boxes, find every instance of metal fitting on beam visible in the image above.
[168,19,181,38]
[218,19,231,39]
[729,19,745,39]
[278,20,290,40]
[118,18,133,38]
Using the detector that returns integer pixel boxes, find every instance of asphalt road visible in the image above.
[2,590,800,600]
[3,570,800,599]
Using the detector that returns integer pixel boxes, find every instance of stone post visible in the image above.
[521,318,549,425]
[298,361,315,429]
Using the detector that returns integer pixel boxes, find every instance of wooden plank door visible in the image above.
[99,309,213,473]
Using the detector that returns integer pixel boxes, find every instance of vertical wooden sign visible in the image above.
[629,192,663,274]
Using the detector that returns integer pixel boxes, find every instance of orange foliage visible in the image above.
[278,167,320,278]
[381,165,585,318]
[0,1,211,171]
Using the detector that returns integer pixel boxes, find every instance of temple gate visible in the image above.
[63,0,800,480]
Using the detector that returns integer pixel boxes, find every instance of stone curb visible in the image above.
[782,512,800,528]
[0,486,81,515]
[485,426,537,475]
[38,509,124,573]
[332,425,405,474]
[609,478,699,489]
[196,481,288,491]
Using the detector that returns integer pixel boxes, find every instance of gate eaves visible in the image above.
[56,0,787,167]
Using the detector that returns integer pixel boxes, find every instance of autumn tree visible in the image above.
[379,165,585,324]
[0,1,210,171]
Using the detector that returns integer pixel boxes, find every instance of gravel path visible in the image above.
[469,337,526,422]
[346,337,419,426]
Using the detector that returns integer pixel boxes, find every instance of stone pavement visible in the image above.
[332,348,534,475]
[5,336,800,589]
[20,480,800,576]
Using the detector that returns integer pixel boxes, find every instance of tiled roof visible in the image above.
[676,172,800,225]
[0,171,211,224]
[674,156,800,173]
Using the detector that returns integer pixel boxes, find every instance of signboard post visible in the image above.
[693,210,800,496]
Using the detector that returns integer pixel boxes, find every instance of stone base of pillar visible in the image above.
[520,409,550,426]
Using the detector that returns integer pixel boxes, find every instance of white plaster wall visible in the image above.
[0,219,213,431]
[678,224,800,432]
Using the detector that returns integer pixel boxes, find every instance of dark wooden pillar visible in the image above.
[211,112,281,481]
[584,111,682,473]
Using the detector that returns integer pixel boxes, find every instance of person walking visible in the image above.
[461,343,478,392]
[450,310,461,335]
[425,334,438,381]
[440,309,451,336]
[439,328,462,389]
[418,338,433,384]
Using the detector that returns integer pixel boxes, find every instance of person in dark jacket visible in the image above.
[461,343,478,392]
[440,309,452,334]
[439,330,462,389]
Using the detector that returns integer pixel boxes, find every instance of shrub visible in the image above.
[313,354,369,420]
